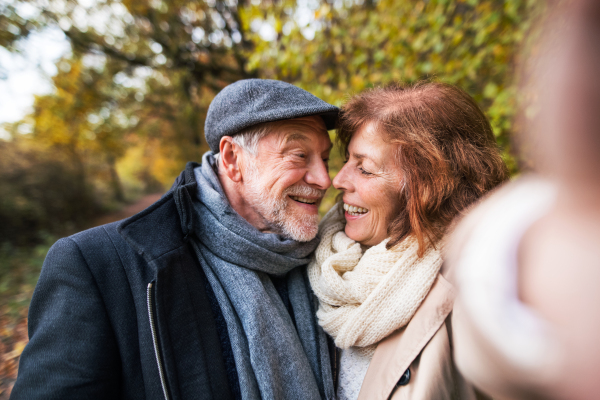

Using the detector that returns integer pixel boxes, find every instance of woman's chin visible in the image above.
[344,224,387,247]
[344,224,361,242]
[344,224,370,245]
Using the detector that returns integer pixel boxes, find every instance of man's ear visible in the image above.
[219,136,243,183]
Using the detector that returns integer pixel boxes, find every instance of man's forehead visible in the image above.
[253,118,331,153]
[279,115,327,130]
[270,116,330,140]
[283,119,331,144]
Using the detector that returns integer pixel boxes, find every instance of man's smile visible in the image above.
[289,195,318,205]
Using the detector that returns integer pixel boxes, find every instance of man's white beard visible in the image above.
[244,161,324,242]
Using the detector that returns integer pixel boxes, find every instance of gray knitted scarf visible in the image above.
[189,152,334,400]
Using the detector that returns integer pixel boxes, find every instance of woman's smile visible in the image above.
[343,202,369,216]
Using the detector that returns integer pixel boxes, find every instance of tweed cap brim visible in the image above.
[205,79,339,152]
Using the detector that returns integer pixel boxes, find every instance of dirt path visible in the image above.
[92,193,164,227]
[0,193,164,399]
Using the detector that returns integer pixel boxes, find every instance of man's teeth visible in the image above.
[290,196,317,204]
[343,203,369,215]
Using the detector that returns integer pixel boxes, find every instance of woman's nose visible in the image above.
[333,163,351,192]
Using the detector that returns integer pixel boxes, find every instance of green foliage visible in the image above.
[246,0,545,176]
[60,0,257,167]
[0,1,43,50]
[0,236,53,314]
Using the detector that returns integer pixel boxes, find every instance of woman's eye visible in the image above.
[358,167,373,176]
[295,153,306,159]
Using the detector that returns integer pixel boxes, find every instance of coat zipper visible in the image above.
[333,346,339,392]
[147,282,170,400]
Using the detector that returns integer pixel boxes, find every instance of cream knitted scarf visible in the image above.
[308,204,443,354]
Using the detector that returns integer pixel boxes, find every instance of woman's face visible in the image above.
[333,123,404,246]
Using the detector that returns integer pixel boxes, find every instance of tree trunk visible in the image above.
[108,155,125,202]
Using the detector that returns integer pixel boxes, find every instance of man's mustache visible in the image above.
[283,184,326,199]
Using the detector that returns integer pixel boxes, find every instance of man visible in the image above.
[12,79,338,400]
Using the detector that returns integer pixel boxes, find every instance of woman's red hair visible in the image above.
[337,81,509,256]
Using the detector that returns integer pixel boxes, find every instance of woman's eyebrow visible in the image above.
[351,152,369,161]
[352,151,384,168]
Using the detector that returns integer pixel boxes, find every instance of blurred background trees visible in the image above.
[0,0,544,244]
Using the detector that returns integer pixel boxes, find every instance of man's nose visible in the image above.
[305,158,331,190]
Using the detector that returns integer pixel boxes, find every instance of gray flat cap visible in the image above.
[205,79,339,152]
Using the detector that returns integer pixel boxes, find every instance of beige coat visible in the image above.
[356,266,489,400]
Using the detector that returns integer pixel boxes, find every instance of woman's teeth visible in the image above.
[290,196,317,204]
[343,203,369,215]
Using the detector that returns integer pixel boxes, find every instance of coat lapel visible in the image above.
[117,163,199,264]
[357,274,456,400]
[117,166,232,400]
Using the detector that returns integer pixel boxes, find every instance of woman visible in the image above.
[308,81,508,400]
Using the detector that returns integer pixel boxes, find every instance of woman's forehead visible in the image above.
[349,124,395,158]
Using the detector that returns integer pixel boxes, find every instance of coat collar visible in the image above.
[117,162,200,266]
[357,273,456,400]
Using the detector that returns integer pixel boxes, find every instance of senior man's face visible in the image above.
[333,122,404,247]
[242,116,332,241]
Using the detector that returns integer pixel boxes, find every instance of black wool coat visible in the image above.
[11,166,239,400]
